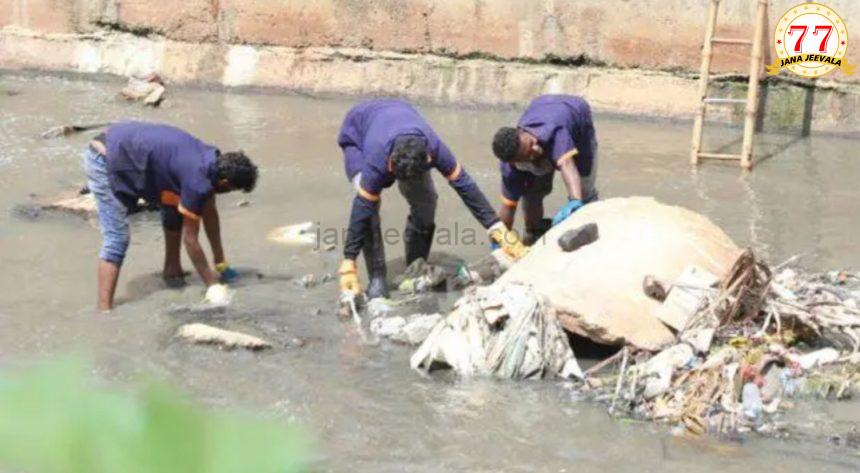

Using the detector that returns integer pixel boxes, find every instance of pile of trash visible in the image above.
[581,251,860,435]
[410,283,582,380]
[393,257,502,295]
[403,197,860,437]
[371,313,442,345]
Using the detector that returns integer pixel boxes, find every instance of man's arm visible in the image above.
[499,202,516,230]
[447,169,500,229]
[499,165,524,230]
[201,196,225,265]
[182,217,219,287]
[432,142,499,229]
[343,193,379,261]
[339,193,379,295]
[557,153,584,201]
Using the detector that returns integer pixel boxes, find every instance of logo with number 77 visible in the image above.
[767,2,854,78]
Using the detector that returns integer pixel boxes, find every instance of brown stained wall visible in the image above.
[109,0,220,41]
[1,0,859,83]
[0,0,11,27]
[1,0,78,33]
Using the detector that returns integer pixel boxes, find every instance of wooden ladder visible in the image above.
[690,0,768,170]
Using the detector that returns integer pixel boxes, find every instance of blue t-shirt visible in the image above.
[501,95,596,203]
[106,121,218,220]
[337,100,500,259]
[337,100,461,201]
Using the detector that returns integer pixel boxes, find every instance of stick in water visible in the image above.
[41,122,111,139]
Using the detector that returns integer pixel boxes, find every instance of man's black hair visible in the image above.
[492,127,519,162]
[390,135,428,180]
[216,150,258,192]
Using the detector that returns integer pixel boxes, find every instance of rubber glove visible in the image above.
[551,199,584,227]
[488,222,529,261]
[338,259,362,295]
[215,261,239,283]
[203,283,233,307]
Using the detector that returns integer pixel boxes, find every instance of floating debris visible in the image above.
[42,193,97,218]
[175,323,272,351]
[394,258,449,294]
[404,198,860,438]
[393,257,493,294]
[267,221,317,246]
[370,313,442,345]
[120,73,166,107]
[411,283,583,380]
[580,250,860,436]
[36,189,154,220]
[297,273,332,289]
[40,122,108,139]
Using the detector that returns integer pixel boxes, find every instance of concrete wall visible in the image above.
[2,0,858,79]
[1,0,859,132]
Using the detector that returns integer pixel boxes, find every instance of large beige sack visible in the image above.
[498,197,741,351]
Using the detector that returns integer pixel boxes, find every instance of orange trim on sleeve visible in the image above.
[500,195,518,208]
[555,148,579,168]
[177,204,201,221]
[357,187,381,202]
[446,163,462,181]
[160,190,181,206]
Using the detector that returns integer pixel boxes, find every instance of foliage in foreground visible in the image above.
[0,360,309,473]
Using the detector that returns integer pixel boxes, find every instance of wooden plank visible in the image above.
[740,0,768,171]
[690,0,721,165]
[703,97,747,105]
[711,37,753,45]
[697,153,742,161]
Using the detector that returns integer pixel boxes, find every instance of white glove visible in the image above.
[203,283,233,307]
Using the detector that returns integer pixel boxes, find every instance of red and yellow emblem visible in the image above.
[767,2,854,78]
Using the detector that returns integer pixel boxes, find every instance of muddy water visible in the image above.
[1,74,859,471]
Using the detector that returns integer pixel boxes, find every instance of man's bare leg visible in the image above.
[98,260,121,311]
[163,228,186,286]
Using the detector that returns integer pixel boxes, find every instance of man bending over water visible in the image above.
[491,95,599,244]
[337,99,528,300]
[83,121,258,311]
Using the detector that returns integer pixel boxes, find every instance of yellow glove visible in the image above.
[214,261,239,283]
[488,222,529,261]
[338,259,362,294]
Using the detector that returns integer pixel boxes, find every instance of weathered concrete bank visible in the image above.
[1,0,859,132]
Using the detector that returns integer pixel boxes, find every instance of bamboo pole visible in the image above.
[690,0,721,165]
[740,0,768,170]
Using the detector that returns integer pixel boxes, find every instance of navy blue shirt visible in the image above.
[337,100,461,200]
[501,95,597,204]
[106,121,218,220]
[337,100,499,259]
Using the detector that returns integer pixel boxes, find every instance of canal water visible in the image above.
[1,73,858,471]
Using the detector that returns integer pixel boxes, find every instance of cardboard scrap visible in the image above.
[175,323,272,351]
[656,265,720,331]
